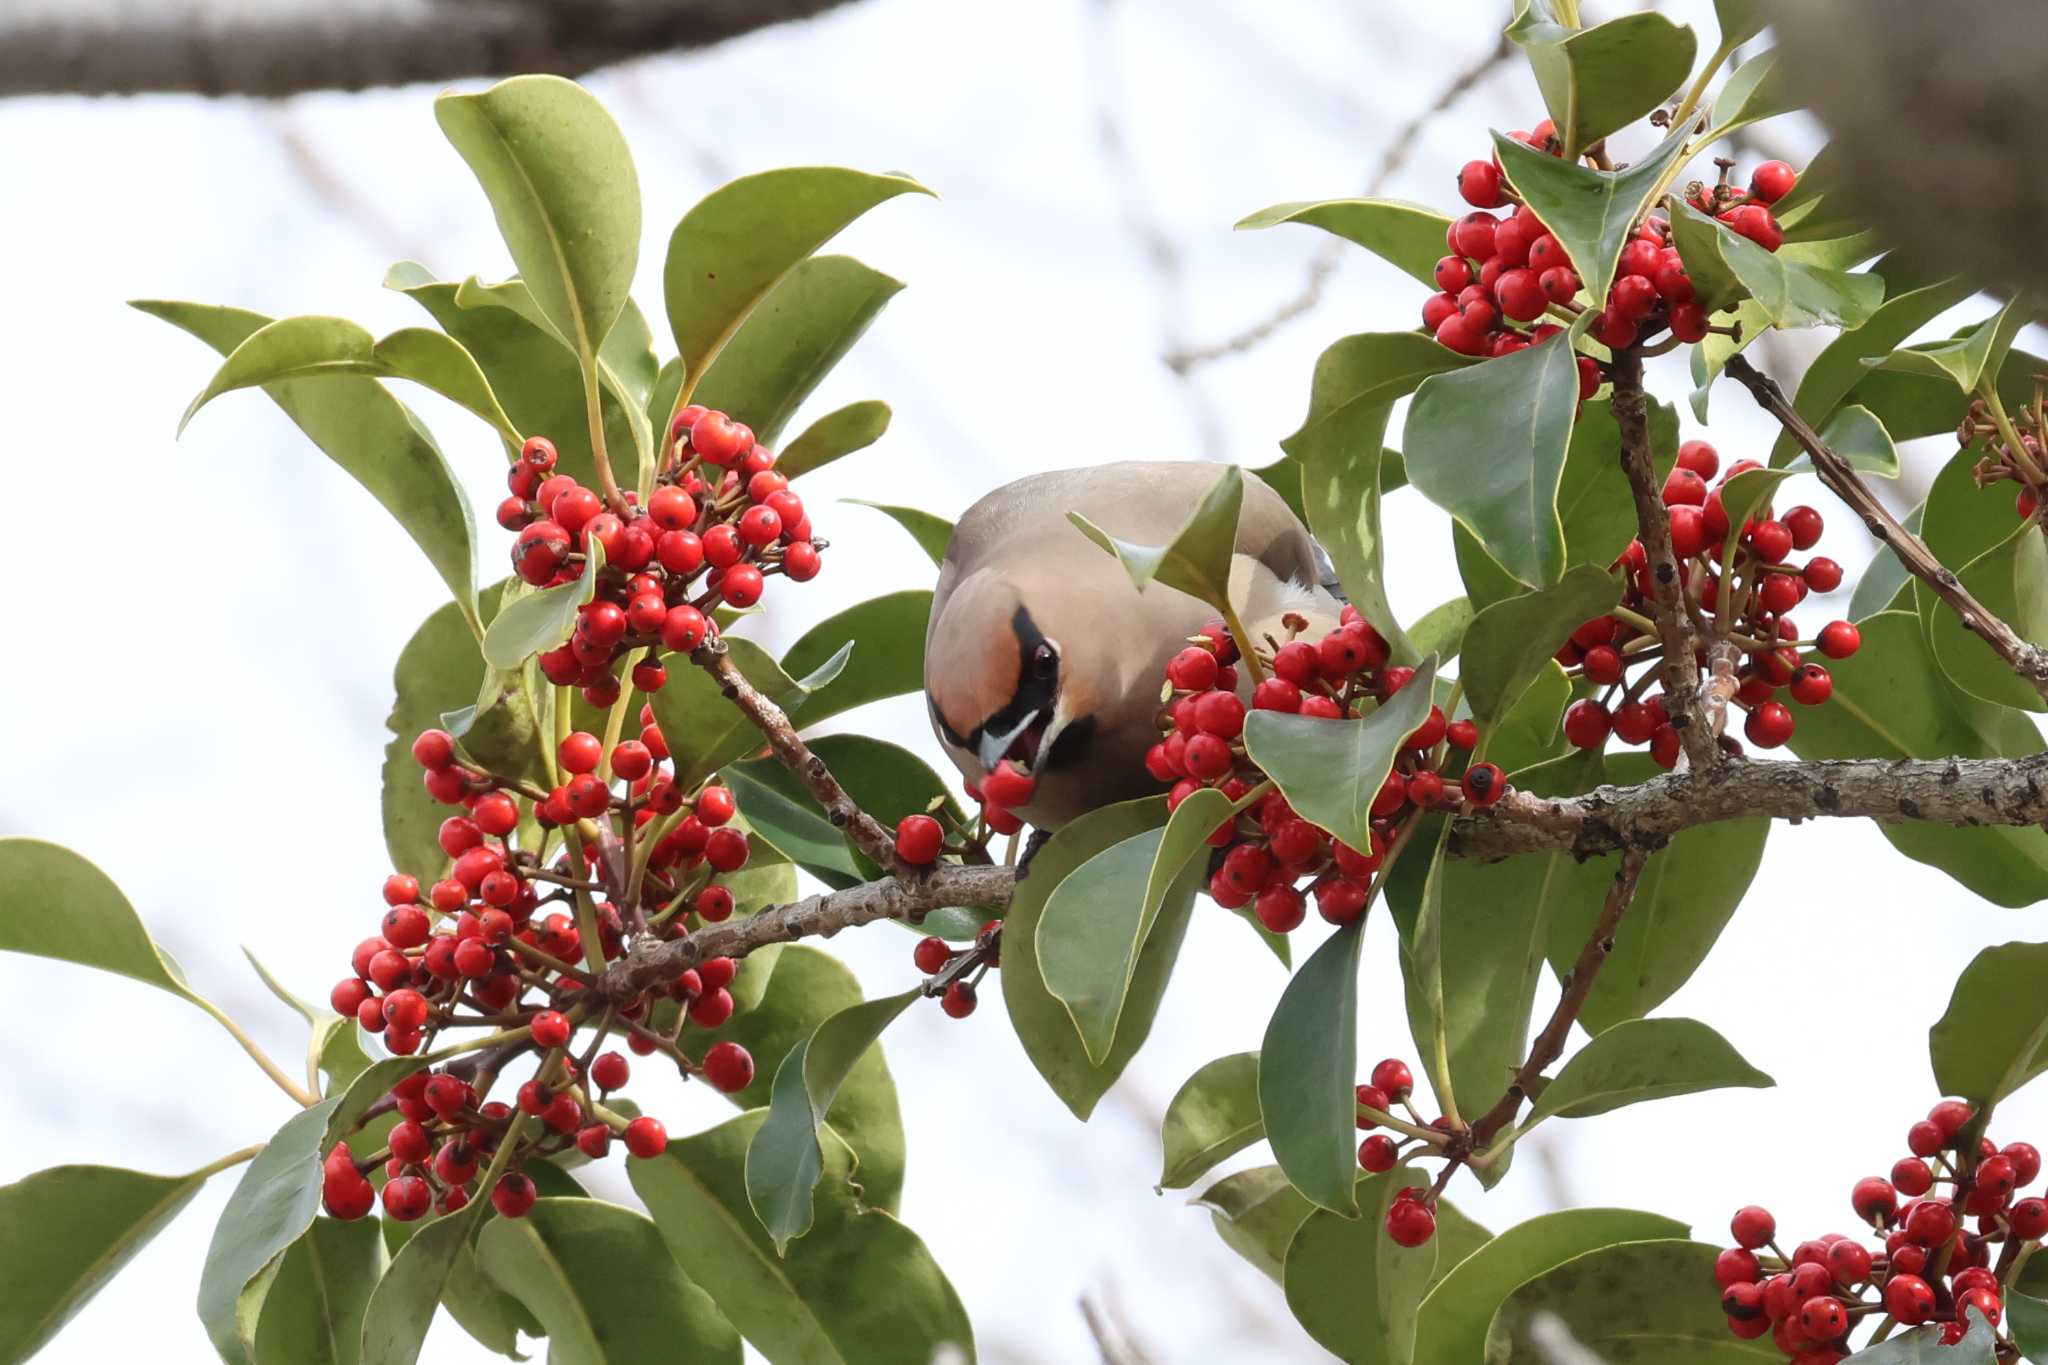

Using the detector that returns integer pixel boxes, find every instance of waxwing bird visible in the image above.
[925,461,1344,830]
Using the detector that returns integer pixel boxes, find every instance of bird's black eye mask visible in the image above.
[928,606,1094,775]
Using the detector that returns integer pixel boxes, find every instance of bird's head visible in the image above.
[925,573,1104,782]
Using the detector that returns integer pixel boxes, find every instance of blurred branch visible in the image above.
[1164,32,1511,374]
[0,0,865,98]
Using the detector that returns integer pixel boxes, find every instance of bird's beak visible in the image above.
[978,709,1045,773]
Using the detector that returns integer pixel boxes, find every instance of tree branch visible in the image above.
[0,0,863,99]
[1612,350,1719,769]
[1723,353,2048,705]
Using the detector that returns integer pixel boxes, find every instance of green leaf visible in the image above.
[1851,501,1925,620]
[1431,1200,1496,1289]
[1461,566,1621,729]
[1192,1166,1313,1285]
[1413,1207,1690,1365]
[1484,1239,1777,1362]
[1283,333,1475,457]
[662,167,929,413]
[1668,200,1885,331]
[781,589,931,728]
[1409,598,1475,662]
[1509,8,1699,158]
[845,499,952,567]
[179,315,518,444]
[251,1216,386,1365]
[1069,464,1242,611]
[1159,1052,1264,1191]
[1454,522,1532,613]
[1846,342,2045,448]
[1493,126,1695,305]
[1929,942,2048,1106]
[690,945,907,1213]
[435,76,639,363]
[198,1100,345,1365]
[1866,296,2031,395]
[1559,396,1680,573]
[135,300,477,627]
[1389,819,1458,1136]
[1525,1018,1772,1126]
[779,401,894,481]
[1281,1167,1439,1363]
[1918,448,2048,712]
[1815,405,1900,478]
[692,255,905,448]
[1714,0,1765,46]
[474,1198,739,1363]
[1243,658,1439,855]
[725,766,863,888]
[359,1197,497,1365]
[1001,797,1198,1119]
[0,1162,219,1360]
[1260,921,1366,1214]
[1706,49,1793,141]
[482,537,603,670]
[649,638,809,793]
[1236,199,1453,287]
[1689,232,1882,419]
[1405,330,1583,587]
[630,1112,974,1365]
[1489,665,1576,777]
[1785,611,2048,906]
[747,990,920,1251]
[2009,1289,2048,1365]
[0,838,208,1006]
[1294,395,1417,663]
[1845,1311,1998,1362]
[1543,755,1769,1033]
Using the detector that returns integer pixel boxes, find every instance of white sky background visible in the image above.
[4,0,2046,1360]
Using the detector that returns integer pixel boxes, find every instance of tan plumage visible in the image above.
[925,461,1344,829]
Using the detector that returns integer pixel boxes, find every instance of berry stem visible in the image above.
[1668,37,1738,139]
[1217,600,1270,685]
[562,840,613,978]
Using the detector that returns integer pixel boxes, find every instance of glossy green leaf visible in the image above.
[779,401,893,481]
[781,589,931,728]
[1493,126,1695,304]
[1484,1240,1776,1362]
[0,838,208,1006]
[1282,1167,1438,1363]
[1668,201,1884,331]
[198,1100,345,1365]
[844,499,951,566]
[1159,1052,1264,1191]
[662,167,929,415]
[1413,1207,1690,1365]
[1689,233,1881,419]
[1786,611,2048,906]
[1244,658,1439,855]
[1929,942,2048,1106]
[1409,598,1475,662]
[1461,566,1620,729]
[1844,1310,1997,1362]
[1814,405,1900,478]
[649,638,808,793]
[474,1198,739,1363]
[1919,449,2048,712]
[1192,1165,1313,1285]
[692,255,904,447]
[1714,0,1765,46]
[1431,1201,1495,1288]
[1236,199,1452,287]
[1389,820,1458,1139]
[1559,395,1679,572]
[1283,333,1474,457]
[747,990,919,1251]
[251,1216,386,1365]
[0,1162,220,1361]
[1851,502,1925,620]
[136,299,478,627]
[436,76,639,363]
[1866,295,2031,395]
[482,538,602,671]
[1453,522,1530,612]
[179,315,518,444]
[1524,1018,1771,1126]
[1405,329,1583,587]
[1070,464,1242,612]
[1260,921,1366,1215]
[1706,49,1792,141]
[1543,756,1769,1033]
[2009,1288,2048,1364]
[1489,664,1576,777]
[359,1196,497,1365]
[631,1112,974,1365]
[1294,393,1416,662]
[1509,6,1698,158]
[725,765,863,888]
[1002,797,1197,1119]
[1845,343,2045,447]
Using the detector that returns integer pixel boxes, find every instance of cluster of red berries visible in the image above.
[1352,1057,1453,1245]
[1714,1099,2045,1358]
[908,918,1004,1022]
[319,716,768,1222]
[1137,608,1503,933]
[499,408,822,703]
[1956,388,2048,523]
[1556,440,1862,763]
[1428,123,1799,366]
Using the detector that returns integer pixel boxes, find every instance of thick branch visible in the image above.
[0,0,861,99]
[1723,354,2048,704]
[597,862,1013,1001]
[1612,351,1718,769]
[1466,849,1649,1153]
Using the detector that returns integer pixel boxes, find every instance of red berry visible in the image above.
[1386,1199,1436,1247]
[896,813,944,865]
[941,980,979,1018]
[559,731,602,775]
[1358,1134,1399,1172]
[1851,1176,1896,1225]
[412,729,455,770]
[1744,701,1794,749]
[690,411,753,465]
[1884,1273,1936,1324]
[1816,621,1860,659]
[2004,1141,2041,1186]
[531,1010,572,1049]
[2010,1197,2048,1239]
[1930,1098,1974,1138]
[1749,160,1797,204]
[1451,211,1498,260]
[1371,1058,1413,1102]
[705,827,750,872]
[1715,1247,1760,1287]
[1891,1157,1933,1196]
[1457,159,1505,208]
[1563,698,1611,749]
[1254,883,1306,934]
[491,1172,537,1218]
[1460,762,1505,807]
[720,563,766,608]
[1797,1296,1846,1339]
[1730,1205,1775,1249]
[589,1051,629,1092]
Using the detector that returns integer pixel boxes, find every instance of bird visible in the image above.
[924,460,1345,830]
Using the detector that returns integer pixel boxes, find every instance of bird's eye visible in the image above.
[1032,642,1059,679]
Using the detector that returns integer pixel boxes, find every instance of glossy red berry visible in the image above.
[1358,1134,1399,1172]
[1851,1176,1896,1225]
[2010,1197,2048,1239]
[1884,1273,1936,1325]
[1457,159,1506,208]
[895,813,945,865]
[1385,1199,1436,1247]
[913,936,954,974]
[531,1010,571,1049]
[1744,701,1794,749]
[1749,160,1797,204]
[1891,1157,1933,1196]
[1371,1058,1414,1103]
[1730,1206,1775,1249]
[491,1172,538,1218]
[941,980,979,1018]
[1460,762,1505,807]
[1563,698,1611,749]
[411,729,455,770]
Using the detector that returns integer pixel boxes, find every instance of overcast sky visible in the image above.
[5,1,2045,1361]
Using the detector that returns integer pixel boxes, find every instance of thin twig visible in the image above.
[1723,354,2048,703]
